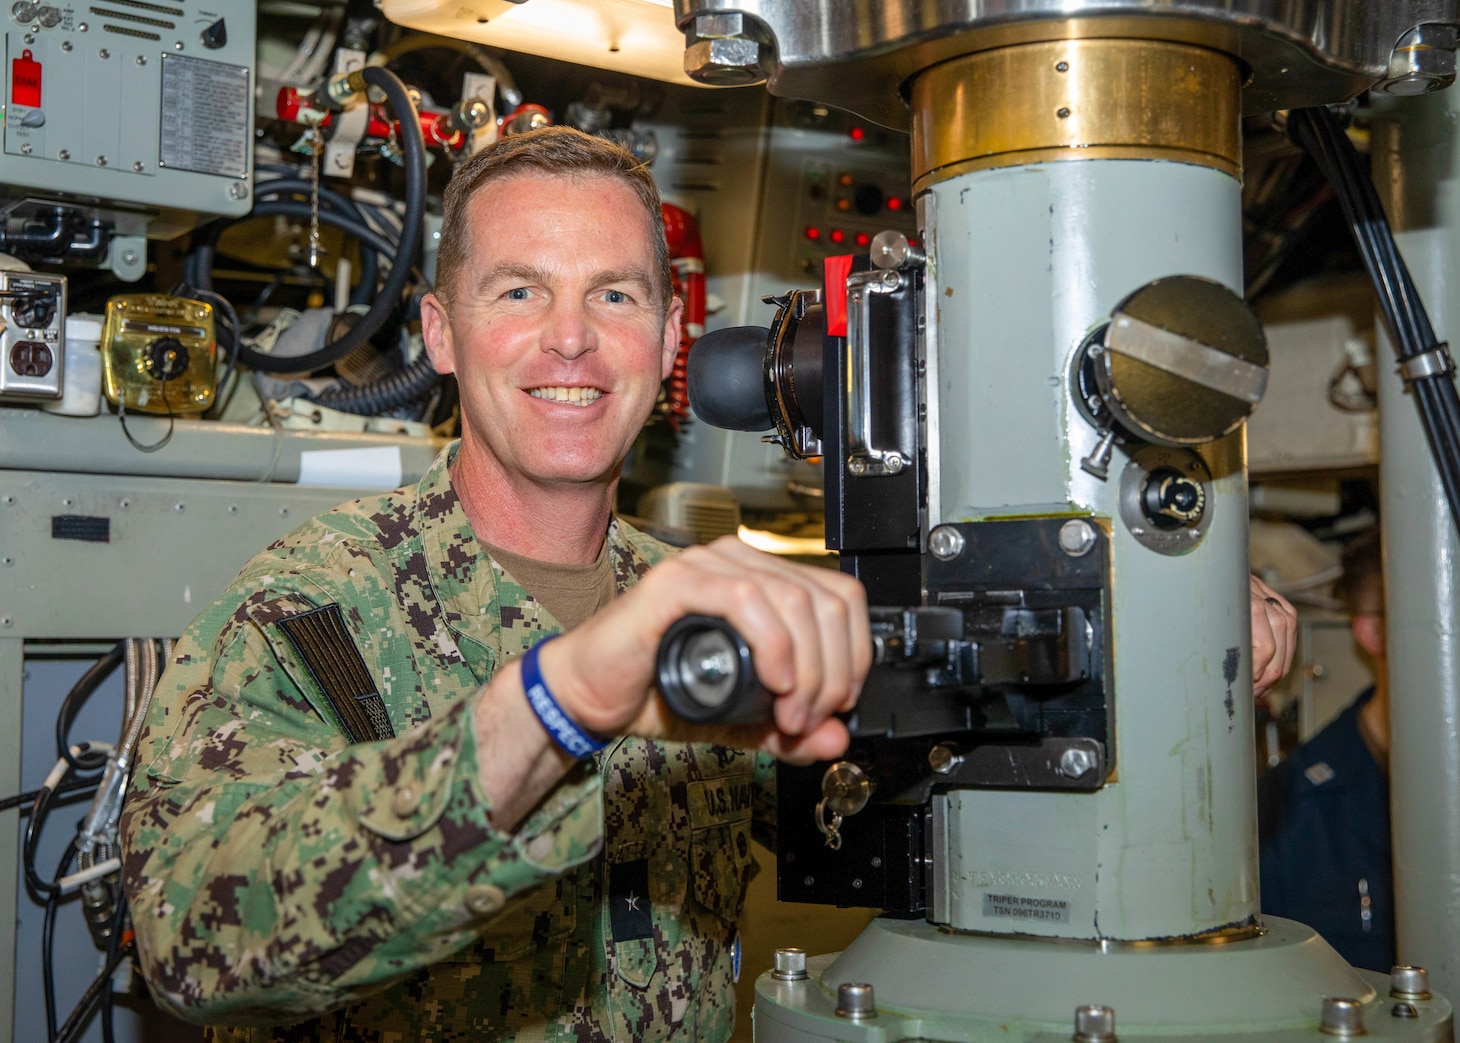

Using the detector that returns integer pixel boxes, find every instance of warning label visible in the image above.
[982,893,1072,923]
[159,54,249,178]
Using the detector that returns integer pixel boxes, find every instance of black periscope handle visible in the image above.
[655,615,774,725]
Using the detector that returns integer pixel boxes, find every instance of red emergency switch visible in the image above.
[11,49,41,108]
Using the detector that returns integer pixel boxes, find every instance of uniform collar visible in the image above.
[416,440,656,683]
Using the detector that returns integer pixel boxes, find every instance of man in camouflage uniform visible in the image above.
[121,127,872,1041]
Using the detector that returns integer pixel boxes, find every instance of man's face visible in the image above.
[422,172,680,492]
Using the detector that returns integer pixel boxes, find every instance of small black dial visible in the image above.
[1140,467,1207,530]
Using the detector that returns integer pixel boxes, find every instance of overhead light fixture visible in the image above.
[379,0,701,87]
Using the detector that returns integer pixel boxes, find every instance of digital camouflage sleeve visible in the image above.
[120,444,778,1042]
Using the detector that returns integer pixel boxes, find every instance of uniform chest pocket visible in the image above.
[686,772,758,922]
[444,872,579,964]
[689,819,755,922]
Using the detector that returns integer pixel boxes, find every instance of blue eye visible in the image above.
[604,289,628,304]
[506,287,530,300]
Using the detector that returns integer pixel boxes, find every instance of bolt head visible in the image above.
[1059,518,1098,557]
[1321,998,1366,1036]
[228,182,248,200]
[928,743,961,775]
[692,12,747,38]
[836,982,877,1019]
[929,525,965,561]
[1074,1004,1116,1043]
[1059,747,1097,779]
[772,947,808,981]
[1391,965,1432,1000]
[684,37,766,87]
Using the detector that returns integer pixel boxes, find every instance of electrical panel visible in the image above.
[1,0,256,243]
[757,101,916,284]
[0,269,65,400]
[649,93,915,507]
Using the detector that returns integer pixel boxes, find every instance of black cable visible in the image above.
[222,67,426,376]
[41,838,77,1041]
[313,351,441,415]
[52,900,132,1043]
[0,776,99,814]
[25,785,59,899]
[252,178,384,304]
[99,890,126,1043]
[181,287,243,417]
[56,644,124,771]
[1289,105,1460,534]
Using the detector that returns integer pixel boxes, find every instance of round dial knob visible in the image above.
[1140,467,1207,530]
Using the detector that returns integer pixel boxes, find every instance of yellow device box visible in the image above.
[101,294,217,415]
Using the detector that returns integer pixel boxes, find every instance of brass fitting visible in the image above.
[910,39,1242,192]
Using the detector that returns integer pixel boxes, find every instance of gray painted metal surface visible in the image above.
[0,641,20,1043]
[0,469,395,638]
[0,450,439,1043]
[925,159,1256,940]
[751,918,1453,1041]
[0,408,443,486]
[672,0,1460,126]
[1371,90,1460,1007]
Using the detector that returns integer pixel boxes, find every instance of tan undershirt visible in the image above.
[481,536,616,630]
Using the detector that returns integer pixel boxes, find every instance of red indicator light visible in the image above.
[854,232,871,247]
[908,237,919,247]
[829,229,846,244]
[886,196,903,211]
[849,125,866,141]
[804,225,821,240]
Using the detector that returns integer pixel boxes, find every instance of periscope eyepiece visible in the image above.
[654,614,773,724]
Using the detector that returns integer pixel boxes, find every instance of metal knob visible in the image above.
[772,947,808,981]
[1391,965,1432,1000]
[1320,998,1366,1036]
[1073,1004,1116,1043]
[836,982,877,1019]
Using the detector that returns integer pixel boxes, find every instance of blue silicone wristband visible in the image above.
[521,635,607,759]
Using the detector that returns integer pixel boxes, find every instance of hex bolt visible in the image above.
[928,742,961,775]
[836,983,876,1020]
[1059,747,1097,779]
[1320,997,1366,1036]
[772,947,808,981]
[228,182,248,200]
[1073,1004,1116,1043]
[929,525,965,561]
[1059,518,1098,557]
[1391,966,1432,1000]
[683,35,767,87]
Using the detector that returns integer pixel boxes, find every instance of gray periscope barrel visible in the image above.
[687,326,773,431]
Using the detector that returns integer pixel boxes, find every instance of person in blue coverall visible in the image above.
[1258,529,1393,972]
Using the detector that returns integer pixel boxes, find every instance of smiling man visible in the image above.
[121,128,871,1042]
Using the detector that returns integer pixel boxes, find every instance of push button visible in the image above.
[390,784,420,818]
[464,884,505,916]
